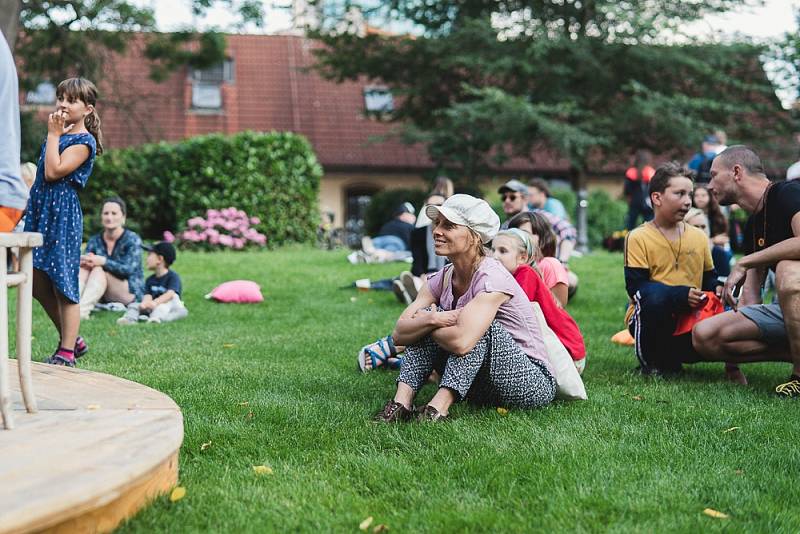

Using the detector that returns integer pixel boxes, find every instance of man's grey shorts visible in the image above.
[739,303,787,344]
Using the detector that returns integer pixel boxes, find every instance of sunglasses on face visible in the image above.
[502,193,520,201]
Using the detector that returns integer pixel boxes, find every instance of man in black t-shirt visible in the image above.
[694,146,800,397]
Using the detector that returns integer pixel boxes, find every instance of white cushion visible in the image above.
[531,302,587,401]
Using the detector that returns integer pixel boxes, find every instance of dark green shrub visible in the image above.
[20,111,46,163]
[550,187,576,221]
[587,189,627,248]
[85,131,322,247]
[364,188,428,236]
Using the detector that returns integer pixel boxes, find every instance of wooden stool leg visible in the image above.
[16,246,37,414]
[0,246,14,429]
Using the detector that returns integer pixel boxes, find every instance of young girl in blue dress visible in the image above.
[24,78,103,367]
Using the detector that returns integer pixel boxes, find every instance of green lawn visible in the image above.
[24,248,798,532]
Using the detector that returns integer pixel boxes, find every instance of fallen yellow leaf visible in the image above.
[223,343,236,349]
[373,524,389,533]
[200,441,212,451]
[86,404,101,411]
[723,427,740,433]
[246,411,255,420]
[359,517,373,531]
[496,407,509,416]
[169,486,186,502]
[253,465,273,475]
[734,469,744,475]
[238,401,250,406]
[632,395,643,401]
[703,508,729,519]
[350,296,357,302]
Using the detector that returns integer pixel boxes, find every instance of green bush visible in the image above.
[587,189,627,248]
[550,187,576,221]
[85,131,323,247]
[364,188,428,236]
[20,111,46,163]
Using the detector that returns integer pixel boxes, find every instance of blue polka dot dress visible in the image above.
[24,133,96,304]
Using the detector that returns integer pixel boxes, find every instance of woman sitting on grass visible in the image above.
[375,194,555,422]
[79,196,144,319]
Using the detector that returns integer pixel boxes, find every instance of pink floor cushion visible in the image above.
[206,280,264,303]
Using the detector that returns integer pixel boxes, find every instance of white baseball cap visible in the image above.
[425,194,500,243]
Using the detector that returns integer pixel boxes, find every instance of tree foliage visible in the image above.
[9,0,266,88]
[312,0,788,247]
[313,1,785,185]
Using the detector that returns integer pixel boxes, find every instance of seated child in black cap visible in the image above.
[117,241,188,324]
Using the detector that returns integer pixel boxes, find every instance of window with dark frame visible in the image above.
[190,59,234,110]
[25,81,56,106]
[363,86,394,114]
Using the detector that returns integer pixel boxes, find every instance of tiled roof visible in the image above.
[33,33,567,173]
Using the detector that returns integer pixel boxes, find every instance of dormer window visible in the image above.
[364,86,394,114]
[25,81,56,106]
[190,60,234,110]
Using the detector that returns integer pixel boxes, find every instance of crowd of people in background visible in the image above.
[357,131,800,422]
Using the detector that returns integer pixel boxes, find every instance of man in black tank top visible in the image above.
[693,146,800,397]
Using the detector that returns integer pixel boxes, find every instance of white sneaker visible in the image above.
[392,279,412,305]
[361,236,377,255]
[117,316,137,325]
[399,271,418,301]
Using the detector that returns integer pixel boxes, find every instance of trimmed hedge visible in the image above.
[84,131,323,247]
[586,189,627,247]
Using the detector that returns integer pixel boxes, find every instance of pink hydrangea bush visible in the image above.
[166,208,267,250]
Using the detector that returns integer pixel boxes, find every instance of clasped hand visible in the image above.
[413,307,461,328]
[80,252,106,268]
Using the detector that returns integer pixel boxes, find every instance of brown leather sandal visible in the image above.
[374,400,414,422]
[417,405,449,422]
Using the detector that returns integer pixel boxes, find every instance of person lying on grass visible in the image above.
[374,194,555,422]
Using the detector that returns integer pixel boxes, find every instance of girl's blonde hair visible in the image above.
[684,207,710,237]
[496,228,537,266]
[57,78,103,155]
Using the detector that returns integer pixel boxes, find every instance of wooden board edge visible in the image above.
[7,450,179,534]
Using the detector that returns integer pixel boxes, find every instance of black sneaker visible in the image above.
[775,375,800,398]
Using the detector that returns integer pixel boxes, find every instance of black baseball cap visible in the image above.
[144,241,176,266]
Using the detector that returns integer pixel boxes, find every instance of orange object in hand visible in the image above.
[674,291,724,336]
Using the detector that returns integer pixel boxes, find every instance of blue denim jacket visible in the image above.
[85,229,145,300]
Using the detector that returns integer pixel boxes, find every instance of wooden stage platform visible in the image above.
[0,361,183,534]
